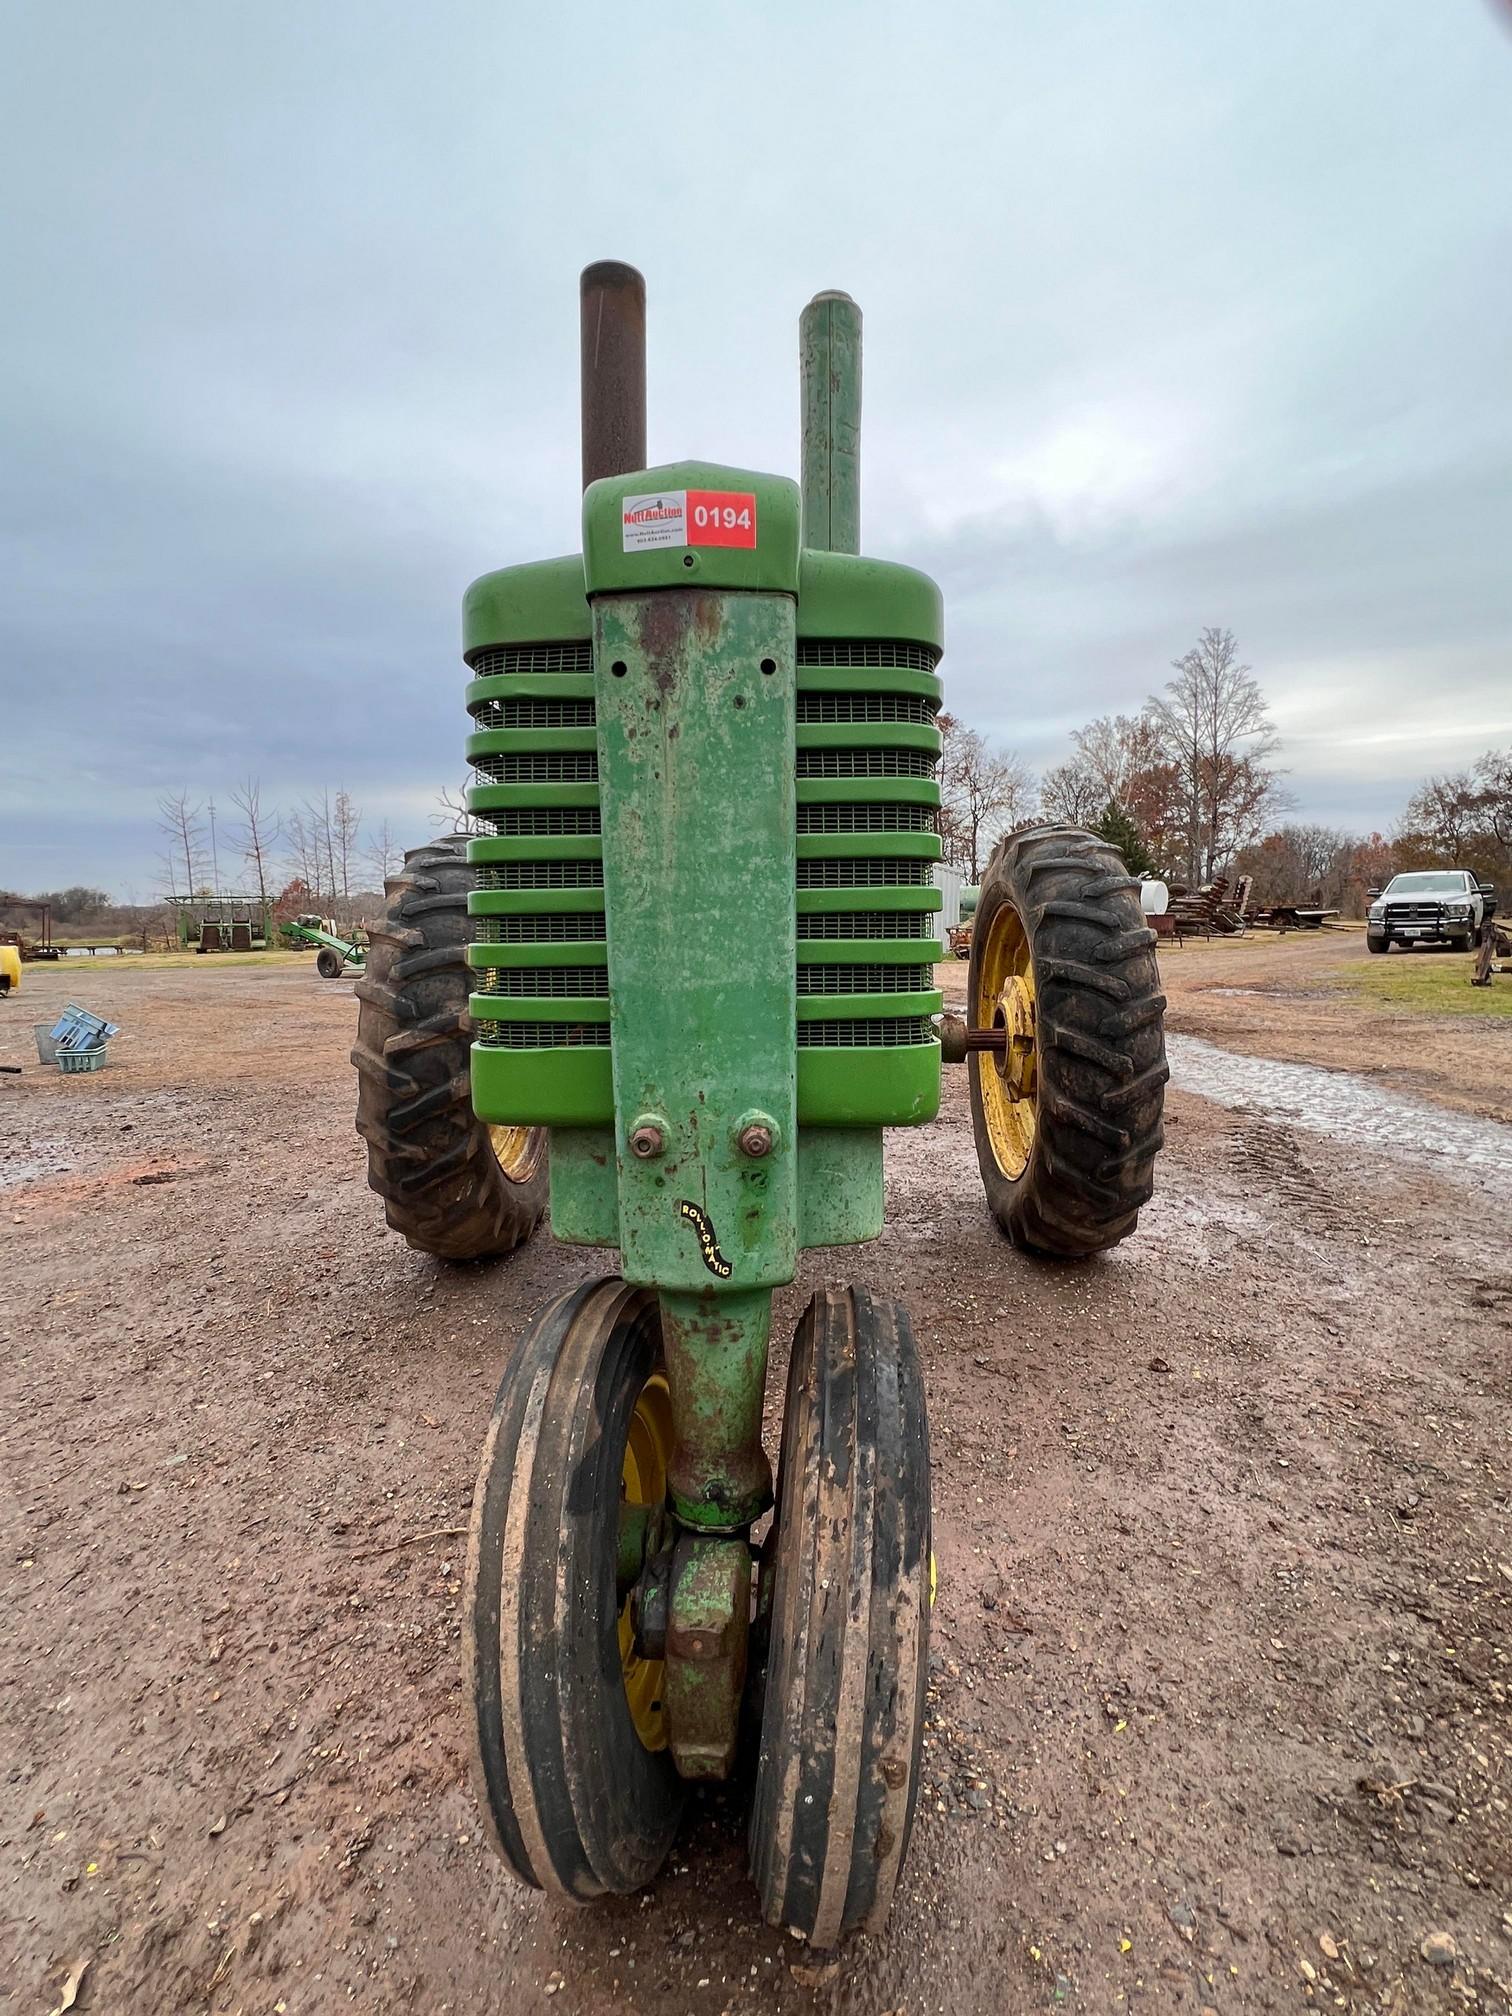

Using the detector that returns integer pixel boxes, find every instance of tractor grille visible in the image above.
[467,633,610,1065]
[471,642,594,677]
[797,857,934,887]
[797,1017,937,1047]
[477,861,603,889]
[473,752,599,785]
[490,808,601,836]
[798,909,934,939]
[475,1021,612,1048]
[475,966,610,997]
[796,692,936,725]
[474,912,607,943]
[469,630,942,1102]
[472,697,596,731]
[793,636,943,1063]
[797,641,938,672]
[797,964,932,994]
[796,748,937,778]
[797,803,935,834]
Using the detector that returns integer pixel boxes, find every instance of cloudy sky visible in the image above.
[3,1,1509,898]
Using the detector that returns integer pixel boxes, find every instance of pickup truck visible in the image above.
[1366,869,1492,954]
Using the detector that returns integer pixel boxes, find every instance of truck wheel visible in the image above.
[352,834,547,1259]
[465,1279,683,1898]
[316,947,345,979]
[967,824,1167,1257]
[1366,933,1388,955]
[749,1287,930,1945]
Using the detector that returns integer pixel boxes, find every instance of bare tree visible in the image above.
[1476,748,1512,853]
[156,790,207,898]
[229,777,280,912]
[297,793,341,904]
[1235,823,1349,907]
[283,806,321,902]
[365,818,401,886]
[937,714,1036,880]
[333,789,361,905]
[1039,758,1105,827]
[435,778,486,835]
[1401,770,1477,862]
[1071,713,1162,801]
[1146,628,1283,882]
[207,796,225,895]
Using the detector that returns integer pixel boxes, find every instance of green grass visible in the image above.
[35,949,317,973]
[1334,956,1512,1019]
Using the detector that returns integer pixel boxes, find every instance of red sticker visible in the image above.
[686,489,757,549]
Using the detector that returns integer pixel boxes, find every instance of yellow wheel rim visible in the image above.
[488,1125,544,1184]
[618,1371,672,1751]
[975,900,1037,1181]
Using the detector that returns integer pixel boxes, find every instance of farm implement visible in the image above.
[281,915,366,978]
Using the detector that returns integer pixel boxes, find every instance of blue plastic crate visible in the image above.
[49,1004,120,1053]
[57,1044,108,1074]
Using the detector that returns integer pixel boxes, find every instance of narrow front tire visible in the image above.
[749,1287,930,1946]
[465,1279,683,1900]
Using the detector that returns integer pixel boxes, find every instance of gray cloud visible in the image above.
[2,0,1509,894]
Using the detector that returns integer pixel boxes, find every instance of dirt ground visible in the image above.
[2,936,1510,2016]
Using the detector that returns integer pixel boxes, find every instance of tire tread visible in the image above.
[967,823,1166,1257]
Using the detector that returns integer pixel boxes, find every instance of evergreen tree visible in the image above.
[1094,798,1157,878]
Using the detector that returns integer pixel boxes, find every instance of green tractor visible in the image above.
[351,265,1166,1941]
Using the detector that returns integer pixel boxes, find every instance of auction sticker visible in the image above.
[622,489,757,552]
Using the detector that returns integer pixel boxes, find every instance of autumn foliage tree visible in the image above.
[1396,751,1511,884]
[1040,712,1183,866]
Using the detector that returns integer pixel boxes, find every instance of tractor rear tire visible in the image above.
[352,834,547,1259]
[968,824,1167,1258]
[316,947,344,979]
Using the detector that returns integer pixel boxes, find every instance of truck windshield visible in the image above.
[1384,874,1464,895]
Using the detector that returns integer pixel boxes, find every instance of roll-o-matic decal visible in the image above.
[677,1199,733,1278]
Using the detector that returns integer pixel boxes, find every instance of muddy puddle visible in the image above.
[0,1139,83,1192]
[1167,1034,1512,1199]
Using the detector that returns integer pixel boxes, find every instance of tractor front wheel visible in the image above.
[749,1287,931,1945]
[465,1279,683,1898]
[352,835,546,1258]
[967,824,1167,1257]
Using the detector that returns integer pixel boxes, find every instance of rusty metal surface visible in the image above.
[663,1532,750,1780]
[799,290,862,554]
[938,1012,1005,1064]
[659,1289,774,1531]
[580,260,646,490]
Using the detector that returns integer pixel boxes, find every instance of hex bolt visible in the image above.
[737,1123,773,1159]
[630,1124,665,1160]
